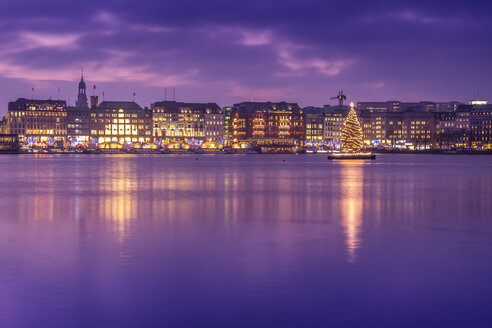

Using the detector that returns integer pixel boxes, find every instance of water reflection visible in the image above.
[339,161,364,262]
[1,155,492,327]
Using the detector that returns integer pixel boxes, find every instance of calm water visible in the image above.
[0,154,491,327]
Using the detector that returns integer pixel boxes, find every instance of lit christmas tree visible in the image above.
[341,102,364,152]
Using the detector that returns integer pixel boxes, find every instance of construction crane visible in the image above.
[330,90,347,106]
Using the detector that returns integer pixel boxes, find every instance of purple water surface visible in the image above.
[0,154,491,327]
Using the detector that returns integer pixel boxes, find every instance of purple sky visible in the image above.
[0,0,490,114]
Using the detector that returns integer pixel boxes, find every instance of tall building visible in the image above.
[75,73,89,108]
[223,106,232,145]
[6,98,67,142]
[152,101,223,143]
[90,101,153,144]
[229,102,305,144]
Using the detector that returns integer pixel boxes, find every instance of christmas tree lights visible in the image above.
[341,102,364,152]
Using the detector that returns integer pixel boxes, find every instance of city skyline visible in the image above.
[0,0,491,115]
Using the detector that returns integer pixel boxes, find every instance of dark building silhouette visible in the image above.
[76,73,89,108]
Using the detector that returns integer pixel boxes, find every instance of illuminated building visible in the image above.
[324,106,349,145]
[67,107,91,142]
[0,134,20,153]
[229,102,305,146]
[469,99,488,105]
[435,111,459,149]
[401,111,435,149]
[303,106,327,142]
[0,117,8,134]
[360,110,435,149]
[6,98,67,143]
[152,101,223,143]
[223,106,232,145]
[90,101,153,144]
[358,101,462,113]
[470,105,492,149]
[455,109,471,148]
[358,101,401,113]
[361,112,405,147]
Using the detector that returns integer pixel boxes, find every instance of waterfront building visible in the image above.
[6,98,67,143]
[360,111,404,148]
[90,101,153,144]
[0,134,20,153]
[360,110,434,149]
[303,106,327,142]
[401,111,435,149]
[358,101,462,113]
[67,107,91,143]
[0,117,8,134]
[229,102,305,146]
[470,105,492,149]
[455,108,471,148]
[223,106,232,145]
[324,106,349,145]
[152,101,223,144]
[435,111,459,149]
[67,76,92,143]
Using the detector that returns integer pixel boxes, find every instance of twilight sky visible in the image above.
[0,0,490,114]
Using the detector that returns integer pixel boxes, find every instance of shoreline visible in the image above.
[1,149,492,155]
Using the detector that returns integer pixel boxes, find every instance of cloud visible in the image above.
[20,32,82,49]
[0,0,490,111]
[362,9,463,25]
[240,30,272,46]
[277,43,353,76]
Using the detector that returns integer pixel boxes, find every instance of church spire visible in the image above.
[76,70,88,108]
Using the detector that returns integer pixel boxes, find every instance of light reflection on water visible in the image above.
[0,154,491,327]
[339,161,364,262]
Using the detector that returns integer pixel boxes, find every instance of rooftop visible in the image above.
[232,101,302,113]
[96,101,143,111]
[152,101,222,113]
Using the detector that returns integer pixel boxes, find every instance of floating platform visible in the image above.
[328,152,376,160]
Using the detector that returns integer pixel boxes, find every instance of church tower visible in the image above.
[76,70,89,108]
